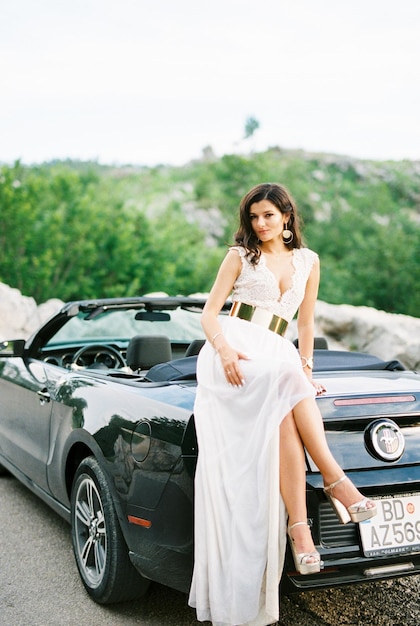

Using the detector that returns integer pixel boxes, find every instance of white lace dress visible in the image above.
[189,246,318,626]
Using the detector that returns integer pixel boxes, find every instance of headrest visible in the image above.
[126,335,172,370]
[185,339,206,356]
[293,337,329,350]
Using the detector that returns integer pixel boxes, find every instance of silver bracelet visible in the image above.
[211,332,223,348]
[300,356,314,370]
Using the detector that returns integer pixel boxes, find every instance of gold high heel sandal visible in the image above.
[287,522,324,575]
[323,476,377,524]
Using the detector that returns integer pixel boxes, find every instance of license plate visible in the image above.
[359,493,420,557]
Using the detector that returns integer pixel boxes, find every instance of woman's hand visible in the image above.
[311,379,326,395]
[218,345,250,387]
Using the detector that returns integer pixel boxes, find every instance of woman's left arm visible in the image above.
[297,257,326,394]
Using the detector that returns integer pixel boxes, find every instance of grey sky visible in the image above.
[1,0,419,166]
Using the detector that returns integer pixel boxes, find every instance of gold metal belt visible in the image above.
[229,301,288,337]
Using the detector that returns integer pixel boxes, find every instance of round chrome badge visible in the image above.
[365,419,405,462]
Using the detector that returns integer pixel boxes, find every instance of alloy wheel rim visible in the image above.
[74,476,107,587]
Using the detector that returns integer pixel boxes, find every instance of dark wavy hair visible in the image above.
[234,182,303,264]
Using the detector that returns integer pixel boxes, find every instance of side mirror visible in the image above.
[0,339,26,357]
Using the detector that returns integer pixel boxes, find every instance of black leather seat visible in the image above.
[126,335,172,371]
[185,339,206,356]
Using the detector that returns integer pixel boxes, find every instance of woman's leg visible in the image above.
[291,397,375,509]
[280,412,316,557]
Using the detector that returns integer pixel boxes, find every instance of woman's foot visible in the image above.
[287,521,323,575]
[323,476,377,524]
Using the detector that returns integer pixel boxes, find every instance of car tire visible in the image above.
[70,456,150,604]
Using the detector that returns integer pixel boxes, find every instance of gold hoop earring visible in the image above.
[282,223,294,244]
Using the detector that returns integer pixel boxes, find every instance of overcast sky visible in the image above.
[1,0,419,166]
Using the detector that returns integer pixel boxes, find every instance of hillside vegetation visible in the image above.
[1,148,419,317]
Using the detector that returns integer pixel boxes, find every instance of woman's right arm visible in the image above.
[201,249,248,386]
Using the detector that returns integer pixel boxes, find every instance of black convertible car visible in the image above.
[0,296,420,604]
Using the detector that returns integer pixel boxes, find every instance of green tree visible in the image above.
[1,153,419,317]
[146,202,224,295]
[0,162,45,294]
[244,116,260,139]
[0,163,154,301]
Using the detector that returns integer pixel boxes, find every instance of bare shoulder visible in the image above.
[223,247,243,270]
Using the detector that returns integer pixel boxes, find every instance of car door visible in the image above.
[0,356,54,492]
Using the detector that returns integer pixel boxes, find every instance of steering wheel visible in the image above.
[70,344,127,369]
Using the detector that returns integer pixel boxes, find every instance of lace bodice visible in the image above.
[230,246,318,322]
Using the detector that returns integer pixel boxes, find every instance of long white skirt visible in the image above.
[188,316,315,626]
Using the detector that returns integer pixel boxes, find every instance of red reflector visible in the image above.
[334,395,415,406]
[128,515,152,528]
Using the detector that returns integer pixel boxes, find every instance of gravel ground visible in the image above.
[1,474,419,626]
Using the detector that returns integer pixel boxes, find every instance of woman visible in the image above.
[188,183,376,626]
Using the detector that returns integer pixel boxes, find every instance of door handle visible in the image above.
[37,389,51,403]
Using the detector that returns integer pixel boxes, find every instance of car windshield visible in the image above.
[45,307,206,347]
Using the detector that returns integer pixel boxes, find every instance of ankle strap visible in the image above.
[324,475,347,492]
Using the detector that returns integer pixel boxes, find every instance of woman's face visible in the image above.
[249,199,286,242]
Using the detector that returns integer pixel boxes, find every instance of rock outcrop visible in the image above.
[0,283,63,341]
[314,301,420,370]
[0,282,419,370]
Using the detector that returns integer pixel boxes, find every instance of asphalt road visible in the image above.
[1,474,419,626]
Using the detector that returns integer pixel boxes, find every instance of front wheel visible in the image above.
[70,456,149,604]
